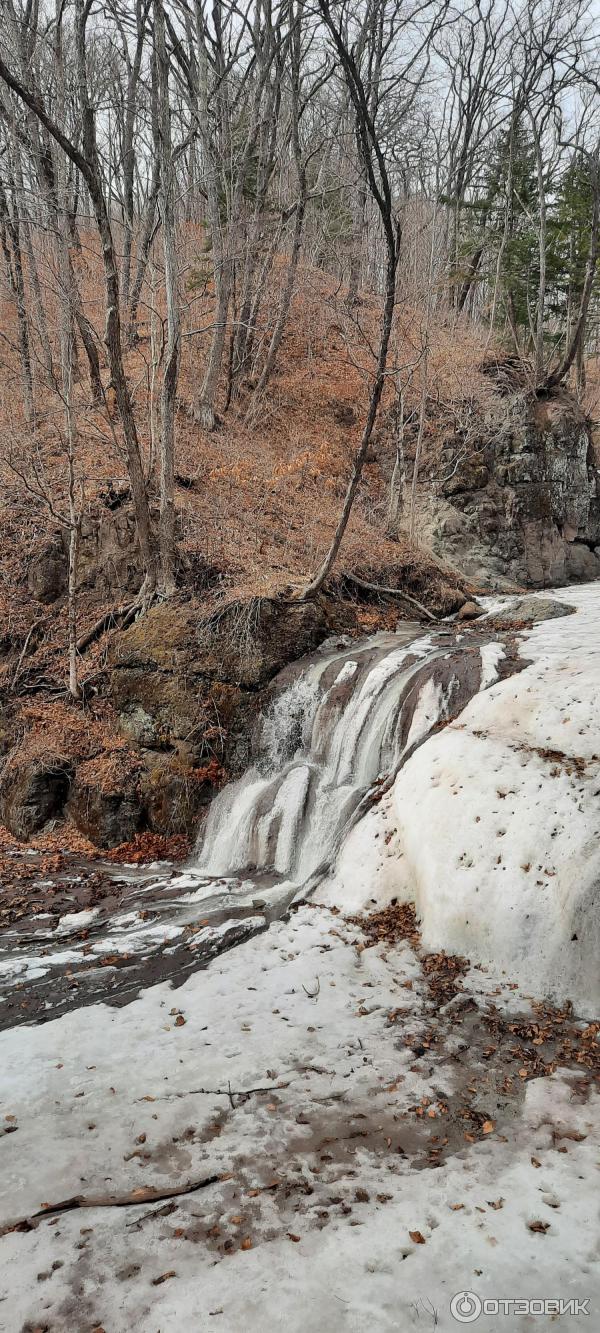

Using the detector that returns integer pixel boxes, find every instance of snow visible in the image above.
[0,907,597,1331]
[55,908,100,934]
[322,584,600,1015]
[0,587,598,1329]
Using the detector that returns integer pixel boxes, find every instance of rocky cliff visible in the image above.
[430,383,600,588]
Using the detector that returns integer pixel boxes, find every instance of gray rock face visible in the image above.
[487,595,576,631]
[0,755,73,839]
[27,540,67,605]
[67,779,143,849]
[433,390,600,588]
[28,507,143,606]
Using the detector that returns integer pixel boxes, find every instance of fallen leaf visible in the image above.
[287,1233,301,1242]
[449,1203,464,1211]
[482,1120,495,1134]
[151,1271,177,1285]
[409,1230,426,1245]
[174,1016,186,1028]
[240,1237,252,1251]
[528,1220,550,1234]
[531,1157,542,1168]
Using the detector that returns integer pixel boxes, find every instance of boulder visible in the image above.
[455,600,484,621]
[27,507,144,607]
[565,543,600,583]
[75,507,142,596]
[194,597,330,688]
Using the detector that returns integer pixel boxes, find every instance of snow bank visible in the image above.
[321,585,600,1014]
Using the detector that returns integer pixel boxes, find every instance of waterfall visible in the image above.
[196,624,492,890]
[0,620,502,1027]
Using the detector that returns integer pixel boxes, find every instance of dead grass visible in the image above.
[0,232,487,855]
[0,234,495,627]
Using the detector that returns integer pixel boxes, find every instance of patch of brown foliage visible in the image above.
[103,832,190,864]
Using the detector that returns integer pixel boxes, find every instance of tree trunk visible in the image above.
[303,246,397,597]
[529,111,547,385]
[0,180,34,422]
[543,151,600,392]
[127,163,160,344]
[386,387,406,540]
[154,0,180,595]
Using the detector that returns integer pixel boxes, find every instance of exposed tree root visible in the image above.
[344,573,438,621]
[75,592,152,654]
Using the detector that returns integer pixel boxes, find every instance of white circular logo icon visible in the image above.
[450,1291,483,1323]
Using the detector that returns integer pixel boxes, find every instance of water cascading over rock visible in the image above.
[196,626,500,889]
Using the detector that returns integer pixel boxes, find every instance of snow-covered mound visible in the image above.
[320,585,600,1015]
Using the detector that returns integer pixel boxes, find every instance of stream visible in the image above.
[0,618,510,1028]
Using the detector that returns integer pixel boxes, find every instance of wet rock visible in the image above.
[488,596,576,631]
[0,753,73,839]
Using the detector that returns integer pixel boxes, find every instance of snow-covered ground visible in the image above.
[0,586,598,1331]
[321,584,600,1015]
[0,906,597,1332]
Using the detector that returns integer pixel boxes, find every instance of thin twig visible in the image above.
[11,618,43,690]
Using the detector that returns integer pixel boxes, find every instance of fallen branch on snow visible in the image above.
[0,1174,222,1235]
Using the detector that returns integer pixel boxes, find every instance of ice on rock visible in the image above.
[322,585,600,1015]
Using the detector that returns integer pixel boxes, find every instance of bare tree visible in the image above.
[0,2,158,594]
